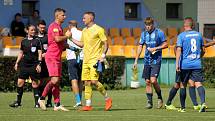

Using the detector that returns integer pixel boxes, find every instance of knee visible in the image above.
[32,81,39,88]
[195,82,202,88]
[145,80,151,86]
[174,83,180,89]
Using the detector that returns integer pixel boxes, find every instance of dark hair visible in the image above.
[26,24,35,30]
[54,8,66,13]
[14,13,21,19]
[37,19,46,26]
[84,11,95,20]
[34,10,40,15]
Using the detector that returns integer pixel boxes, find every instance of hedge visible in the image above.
[0,56,214,92]
[0,56,126,92]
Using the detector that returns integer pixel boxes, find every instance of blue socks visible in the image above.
[75,93,81,104]
[180,88,186,109]
[189,86,198,106]
[146,93,153,104]
[197,86,205,104]
[166,87,178,105]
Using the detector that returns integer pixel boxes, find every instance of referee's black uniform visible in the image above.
[37,34,49,78]
[18,37,41,80]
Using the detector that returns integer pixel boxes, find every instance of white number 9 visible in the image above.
[191,38,197,52]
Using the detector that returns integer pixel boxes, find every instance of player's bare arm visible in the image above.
[133,45,143,69]
[175,47,182,72]
[14,50,23,71]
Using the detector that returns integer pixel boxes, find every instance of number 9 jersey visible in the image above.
[176,30,204,69]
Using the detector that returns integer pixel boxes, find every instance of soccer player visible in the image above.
[176,17,206,112]
[66,20,83,108]
[9,24,42,108]
[38,8,72,111]
[36,20,52,107]
[71,11,112,111]
[133,17,168,109]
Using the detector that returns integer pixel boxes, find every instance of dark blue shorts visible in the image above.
[142,65,161,80]
[180,69,204,84]
[175,71,182,83]
[67,59,82,81]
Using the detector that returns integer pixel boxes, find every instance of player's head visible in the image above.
[26,24,36,37]
[68,20,78,29]
[37,19,46,34]
[184,17,194,30]
[144,17,154,32]
[54,8,66,23]
[83,11,95,26]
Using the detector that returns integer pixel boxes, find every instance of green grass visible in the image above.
[0,88,215,121]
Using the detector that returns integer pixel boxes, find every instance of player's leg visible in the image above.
[188,79,200,110]
[165,83,179,110]
[178,69,189,112]
[9,78,25,107]
[80,64,93,111]
[165,71,181,110]
[142,65,153,109]
[68,59,81,107]
[32,81,40,108]
[90,63,112,111]
[150,65,163,109]
[31,65,41,108]
[191,69,206,112]
[178,82,187,112]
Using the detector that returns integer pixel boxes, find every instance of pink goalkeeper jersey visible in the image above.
[46,22,64,60]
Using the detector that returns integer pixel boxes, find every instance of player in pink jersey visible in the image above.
[38,8,72,111]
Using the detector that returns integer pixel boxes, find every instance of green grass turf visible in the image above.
[0,88,214,121]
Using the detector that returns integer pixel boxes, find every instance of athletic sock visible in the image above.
[41,81,53,98]
[85,85,92,106]
[146,93,153,104]
[33,87,39,105]
[155,89,163,100]
[180,88,186,109]
[17,87,24,105]
[166,87,178,105]
[197,86,205,104]
[75,93,81,104]
[47,92,52,104]
[189,86,198,106]
[96,82,108,99]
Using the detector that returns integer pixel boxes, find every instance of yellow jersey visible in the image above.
[81,24,107,64]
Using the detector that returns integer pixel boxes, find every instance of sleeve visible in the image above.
[176,34,182,47]
[50,25,61,37]
[36,40,42,50]
[139,32,145,45]
[158,30,166,43]
[20,40,24,50]
[98,28,107,42]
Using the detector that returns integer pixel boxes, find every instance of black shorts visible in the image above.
[142,64,161,80]
[175,71,182,83]
[67,59,82,81]
[180,69,204,84]
[40,60,49,78]
[18,65,40,81]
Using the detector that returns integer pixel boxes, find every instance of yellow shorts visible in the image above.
[81,63,99,81]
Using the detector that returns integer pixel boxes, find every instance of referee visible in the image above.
[9,24,42,108]
[36,20,52,107]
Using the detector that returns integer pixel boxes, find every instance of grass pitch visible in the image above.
[0,88,214,121]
